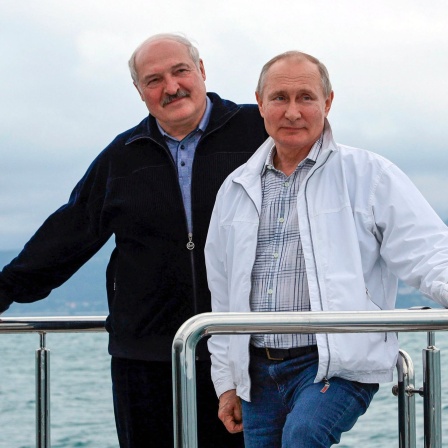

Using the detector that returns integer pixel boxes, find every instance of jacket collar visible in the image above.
[234,118,338,187]
[124,92,240,146]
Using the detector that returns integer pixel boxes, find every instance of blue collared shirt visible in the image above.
[157,96,212,233]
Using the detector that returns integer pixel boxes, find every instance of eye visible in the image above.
[146,78,160,86]
[175,68,190,75]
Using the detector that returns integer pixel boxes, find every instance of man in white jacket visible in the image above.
[205,50,448,448]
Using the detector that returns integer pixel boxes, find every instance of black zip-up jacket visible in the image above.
[0,93,267,361]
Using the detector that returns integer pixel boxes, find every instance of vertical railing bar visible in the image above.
[172,340,184,447]
[427,331,435,348]
[0,317,106,448]
[172,328,200,448]
[395,350,416,448]
[423,332,442,448]
[36,332,50,448]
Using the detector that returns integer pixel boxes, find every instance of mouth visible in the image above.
[281,126,305,131]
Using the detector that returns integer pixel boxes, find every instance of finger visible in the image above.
[233,400,242,422]
[223,416,243,434]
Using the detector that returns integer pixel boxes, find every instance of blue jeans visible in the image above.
[111,357,244,448]
[241,350,378,448]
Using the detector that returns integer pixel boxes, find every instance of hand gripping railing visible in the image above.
[0,316,106,448]
[172,309,448,448]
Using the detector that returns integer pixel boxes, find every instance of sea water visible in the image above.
[0,331,447,448]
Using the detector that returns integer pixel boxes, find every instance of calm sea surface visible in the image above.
[0,330,447,447]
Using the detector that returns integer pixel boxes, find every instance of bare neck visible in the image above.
[273,146,311,176]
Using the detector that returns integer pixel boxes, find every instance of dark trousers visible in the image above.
[111,357,244,448]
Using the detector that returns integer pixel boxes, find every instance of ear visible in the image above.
[199,59,206,82]
[133,82,145,102]
[324,91,334,117]
[255,91,265,118]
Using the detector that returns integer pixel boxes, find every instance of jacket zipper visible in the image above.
[320,377,331,393]
[187,233,195,250]
[183,110,243,314]
[303,151,332,380]
[181,166,198,315]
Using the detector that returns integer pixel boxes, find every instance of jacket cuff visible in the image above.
[430,281,448,308]
[214,377,237,399]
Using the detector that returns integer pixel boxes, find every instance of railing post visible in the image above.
[0,316,106,447]
[423,332,442,448]
[36,332,50,448]
[172,329,199,448]
[394,350,416,448]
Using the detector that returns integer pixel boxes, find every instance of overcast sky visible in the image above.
[1,0,447,250]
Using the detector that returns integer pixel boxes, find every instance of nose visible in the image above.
[284,102,301,122]
[164,75,180,95]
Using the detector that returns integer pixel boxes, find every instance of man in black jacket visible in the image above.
[0,33,267,447]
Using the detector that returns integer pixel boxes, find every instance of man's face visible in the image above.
[256,57,333,156]
[134,39,207,138]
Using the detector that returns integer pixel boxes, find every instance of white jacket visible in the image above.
[205,120,448,402]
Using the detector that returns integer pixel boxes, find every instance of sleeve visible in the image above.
[0,153,113,312]
[372,163,448,307]
[205,188,236,397]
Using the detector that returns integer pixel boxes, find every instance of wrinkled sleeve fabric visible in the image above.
[372,163,448,307]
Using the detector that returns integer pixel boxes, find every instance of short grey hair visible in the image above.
[256,51,332,98]
[128,33,201,84]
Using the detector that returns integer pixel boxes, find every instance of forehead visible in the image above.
[135,39,193,74]
[264,57,322,93]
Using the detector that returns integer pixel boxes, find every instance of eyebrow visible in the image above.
[268,88,314,98]
[268,90,287,98]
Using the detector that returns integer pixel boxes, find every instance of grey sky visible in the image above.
[1,0,447,250]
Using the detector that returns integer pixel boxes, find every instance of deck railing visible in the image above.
[0,316,106,448]
[172,309,447,448]
[0,310,446,448]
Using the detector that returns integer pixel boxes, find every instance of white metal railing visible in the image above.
[172,309,448,448]
[0,310,446,448]
[0,316,106,448]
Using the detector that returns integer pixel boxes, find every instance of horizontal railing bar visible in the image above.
[0,316,107,333]
[174,310,448,343]
[1,309,447,336]
[1,309,444,335]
